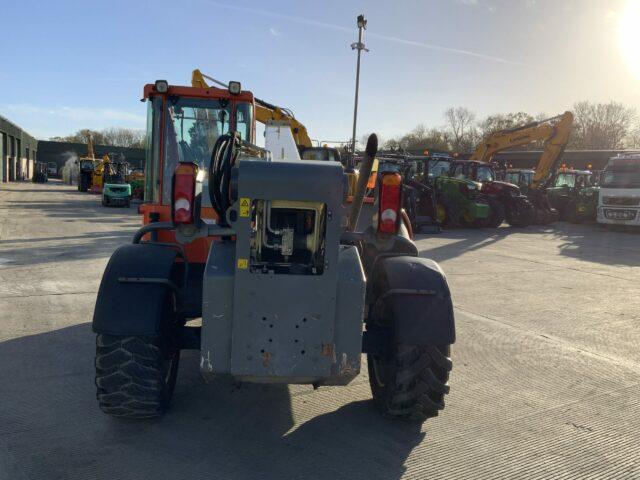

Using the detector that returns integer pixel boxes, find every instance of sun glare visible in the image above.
[620,0,640,79]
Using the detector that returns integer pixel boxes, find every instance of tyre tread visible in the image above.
[95,334,176,418]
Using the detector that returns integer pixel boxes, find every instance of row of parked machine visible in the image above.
[75,138,144,207]
[388,151,639,232]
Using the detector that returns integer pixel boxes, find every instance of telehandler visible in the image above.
[92,79,455,422]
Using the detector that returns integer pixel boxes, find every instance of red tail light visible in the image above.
[172,162,198,225]
[378,172,402,234]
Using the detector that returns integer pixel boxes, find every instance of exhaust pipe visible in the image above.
[348,134,378,231]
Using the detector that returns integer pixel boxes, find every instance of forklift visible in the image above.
[101,154,132,207]
[92,79,455,422]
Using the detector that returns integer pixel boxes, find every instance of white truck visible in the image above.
[597,154,640,226]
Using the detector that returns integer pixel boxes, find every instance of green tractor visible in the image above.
[421,155,491,228]
[101,156,132,208]
[546,169,599,222]
[452,161,536,227]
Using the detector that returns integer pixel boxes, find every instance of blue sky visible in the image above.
[1,0,638,143]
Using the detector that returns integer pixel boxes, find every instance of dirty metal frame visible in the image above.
[110,135,440,384]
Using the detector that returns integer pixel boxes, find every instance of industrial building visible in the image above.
[0,115,38,182]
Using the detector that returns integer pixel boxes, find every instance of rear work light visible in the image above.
[172,162,198,225]
[378,172,402,234]
[154,80,169,93]
[228,81,241,95]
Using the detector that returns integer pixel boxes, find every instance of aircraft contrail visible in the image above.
[203,0,525,66]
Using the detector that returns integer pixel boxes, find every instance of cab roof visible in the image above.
[142,83,254,103]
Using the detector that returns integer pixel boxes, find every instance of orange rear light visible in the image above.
[378,172,402,234]
[172,162,198,225]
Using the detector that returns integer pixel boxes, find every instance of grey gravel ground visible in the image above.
[1,179,639,480]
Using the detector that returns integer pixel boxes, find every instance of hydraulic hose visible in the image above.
[348,134,378,231]
[209,133,240,226]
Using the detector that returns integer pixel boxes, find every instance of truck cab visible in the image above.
[597,154,640,226]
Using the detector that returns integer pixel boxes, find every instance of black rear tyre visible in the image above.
[95,334,179,418]
[368,344,451,421]
[506,198,535,227]
[485,197,505,228]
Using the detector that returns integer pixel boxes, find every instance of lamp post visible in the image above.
[350,14,369,165]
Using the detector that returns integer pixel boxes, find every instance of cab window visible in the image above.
[554,173,575,188]
[144,97,162,203]
[301,147,338,162]
[453,164,466,178]
[236,102,253,142]
[427,160,452,178]
[524,172,533,185]
[505,172,520,184]
[162,98,232,204]
[477,166,494,182]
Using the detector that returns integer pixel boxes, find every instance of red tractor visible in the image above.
[450,160,535,227]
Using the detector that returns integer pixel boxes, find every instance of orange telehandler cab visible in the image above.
[138,80,256,264]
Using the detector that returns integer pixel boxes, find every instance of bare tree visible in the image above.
[102,127,146,148]
[395,124,450,152]
[51,127,145,148]
[444,107,477,152]
[626,122,640,149]
[479,112,534,138]
[570,101,635,150]
[51,129,106,145]
[384,138,401,150]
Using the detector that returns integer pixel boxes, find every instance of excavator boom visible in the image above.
[469,111,574,189]
[192,69,312,148]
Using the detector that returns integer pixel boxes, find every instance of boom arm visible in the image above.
[87,135,95,159]
[469,111,574,189]
[192,69,312,148]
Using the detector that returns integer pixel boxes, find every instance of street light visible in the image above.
[350,14,369,166]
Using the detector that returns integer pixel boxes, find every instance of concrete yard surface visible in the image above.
[1,180,639,479]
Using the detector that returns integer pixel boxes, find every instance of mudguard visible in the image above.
[371,256,455,345]
[92,244,178,336]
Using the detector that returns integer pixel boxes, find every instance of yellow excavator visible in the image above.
[192,69,313,147]
[77,136,97,192]
[470,111,574,188]
[469,111,574,223]
[191,69,365,195]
